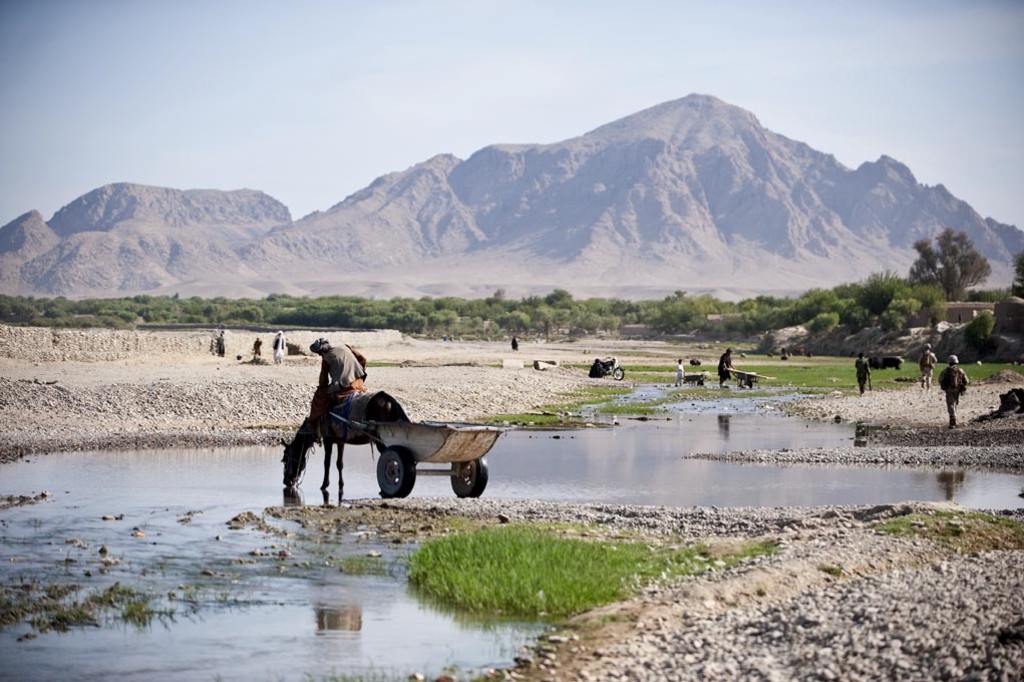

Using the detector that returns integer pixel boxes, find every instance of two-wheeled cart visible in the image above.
[330,415,504,499]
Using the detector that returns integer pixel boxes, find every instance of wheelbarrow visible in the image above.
[329,414,504,499]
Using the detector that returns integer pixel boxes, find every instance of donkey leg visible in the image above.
[320,438,333,491]
[336,443,345,499]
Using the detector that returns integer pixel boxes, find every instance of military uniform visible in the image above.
[918,347,937,390]
[938,359,968,428]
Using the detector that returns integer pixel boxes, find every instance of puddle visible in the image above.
[2,402,1022,679]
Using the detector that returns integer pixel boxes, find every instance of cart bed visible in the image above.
[365,420,504,464]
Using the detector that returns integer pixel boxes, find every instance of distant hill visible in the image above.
[1,184,290,295]
[2,95,1021,300]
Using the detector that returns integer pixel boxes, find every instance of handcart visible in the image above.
[330,414,504,499]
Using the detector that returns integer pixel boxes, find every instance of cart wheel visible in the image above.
[377,446,416,498]
[451,457,489,498]
[612,367,625,381]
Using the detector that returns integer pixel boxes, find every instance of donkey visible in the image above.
[281,391,407,497]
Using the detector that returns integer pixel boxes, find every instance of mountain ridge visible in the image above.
[1,94,1021,300]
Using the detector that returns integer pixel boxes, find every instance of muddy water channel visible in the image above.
[2,395,1022,681]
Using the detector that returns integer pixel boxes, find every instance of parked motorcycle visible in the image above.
[588,356,625,381]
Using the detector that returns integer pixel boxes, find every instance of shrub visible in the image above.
[806,312,840,334]
[964,311,996,353]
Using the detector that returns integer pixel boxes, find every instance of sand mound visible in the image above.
[981,369,1024,384]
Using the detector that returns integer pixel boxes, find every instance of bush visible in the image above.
[964,311,996,353]
[879,298,921,332]
[806,312,840,334]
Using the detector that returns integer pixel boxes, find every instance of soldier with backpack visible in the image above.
[938,355,969,428]
[918,343,937,390]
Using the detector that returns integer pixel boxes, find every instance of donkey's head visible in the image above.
[281,433,314,487]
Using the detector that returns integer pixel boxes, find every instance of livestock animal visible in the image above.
[868,356,903,370]
[281,391,409,496]
[689,358,702,366]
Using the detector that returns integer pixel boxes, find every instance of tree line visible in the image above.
[3,231,1021,339]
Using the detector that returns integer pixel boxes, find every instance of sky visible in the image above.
[1,0,1023,230]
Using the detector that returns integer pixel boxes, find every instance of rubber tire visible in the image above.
[451,457,489,498]
[377,446,417,498]
[612,367,625,381]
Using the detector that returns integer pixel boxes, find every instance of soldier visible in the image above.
[938,355,969,428]
[918,343,937,390]
[855,352,871,395]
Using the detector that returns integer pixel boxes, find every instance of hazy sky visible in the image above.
[2,0,1022,229]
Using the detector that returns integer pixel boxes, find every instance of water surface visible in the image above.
[2,405,1021,681]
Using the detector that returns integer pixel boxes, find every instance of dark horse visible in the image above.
[281,390,408,496]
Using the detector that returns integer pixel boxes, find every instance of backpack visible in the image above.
[939,367,963,393]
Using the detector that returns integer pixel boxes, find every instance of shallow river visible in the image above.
[2,399,1022,681]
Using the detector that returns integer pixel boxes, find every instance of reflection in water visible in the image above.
[717,414,731,439]
[283,487,304,507]
[315,604,363,632]
[937,470,967,500]
[854,421,869,447]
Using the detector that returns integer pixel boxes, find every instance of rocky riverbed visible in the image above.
[3,328,1024,681]
[280,498,1024,681]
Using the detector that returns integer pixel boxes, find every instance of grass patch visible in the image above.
[817,564,843,577]
[483,412,572,426]
[876,511,1024,554]
[407,525,775,618]
[338,555,388,576]
[595,396,675,415]
[483,386,631,425]
[2,581,169,634]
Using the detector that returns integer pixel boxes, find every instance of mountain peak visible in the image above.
[47,183,291,238]
[583,93,762,147]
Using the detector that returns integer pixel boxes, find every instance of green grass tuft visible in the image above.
[338,555,388,576]
[876,511,1024,553]
[407,525,775,618]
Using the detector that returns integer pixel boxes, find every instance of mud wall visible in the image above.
[0,325,403,363]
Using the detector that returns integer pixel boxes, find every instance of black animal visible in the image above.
[868,356,903,370]
[689,358,702,366]
[282,391,408,496]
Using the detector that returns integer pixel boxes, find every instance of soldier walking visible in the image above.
[938,355,969,428]
[918,343,937,390]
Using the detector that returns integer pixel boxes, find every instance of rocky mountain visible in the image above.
[0,211,60,293]
[2,95,1021,300]
[1,184,290,296]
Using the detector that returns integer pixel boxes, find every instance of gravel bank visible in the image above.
[334,498,1024,681]
[693,445,1024,472]
[0,352,591,462]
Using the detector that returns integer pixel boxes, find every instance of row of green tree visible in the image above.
[3,231,1022,339]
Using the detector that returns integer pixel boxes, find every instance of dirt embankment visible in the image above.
[0,326,598,461]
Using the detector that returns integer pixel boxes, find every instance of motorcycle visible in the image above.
[588,356,625,381]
